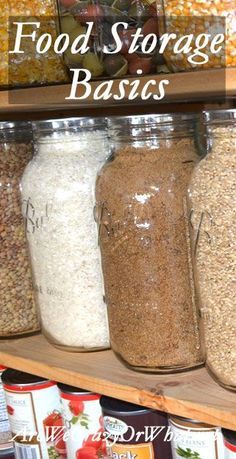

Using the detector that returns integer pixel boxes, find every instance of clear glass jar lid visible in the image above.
[204,109,236,127]
[108,113,199,141]
[33,117,108,141]
[0,121,32,142]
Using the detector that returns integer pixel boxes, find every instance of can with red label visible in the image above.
[58,383,103,459]
[1,369,64,459]
[100,396,172,459]
[0,366,12,452]
[222,429,236,458]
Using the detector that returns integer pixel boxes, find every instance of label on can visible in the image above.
[3,382,64,459]
[0,368,12,446]
[169,418,224,459]
[104,416,155,459]
[60,392,103,459]
[224,439,236,458]
[107,441,155,459]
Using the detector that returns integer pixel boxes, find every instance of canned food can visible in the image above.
[0,446,15,459]
[1,369,63,459]
[58,383,103,459]
[0,367,12,450]
[169,415,224,459]
[100,396,172,459]
[222,429,236,458]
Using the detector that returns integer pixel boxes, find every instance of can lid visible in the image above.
[222,429,236,446]
[0,445,14,457]
[1,369,49,386]
[57,382,94,395]
[0,366,7,371]
[169,415,214,427]
[100,396,151,416]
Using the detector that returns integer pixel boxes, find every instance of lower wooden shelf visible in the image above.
[0,334,234,430]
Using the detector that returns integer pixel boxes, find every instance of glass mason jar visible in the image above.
[1,0,69,88]
[57,0,164,79]
[0,122,40,338]
[156,0,236,71]
[21,117,110,352]
[95,114,205,372]
[188,109,236,390]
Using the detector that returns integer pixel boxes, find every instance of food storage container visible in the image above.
[169,415,224,459]
[156,0,236,71]
[0,0,69,88]
[2,369,62,459]
[58,383,103,458]
[95,114,205,372]
[21,117,110,352]
[188,109,236,390]
[222,429,236,458]
[100,396,172,459]
[0,447,15,459]
[57,0,163,78]
[0,122,40,338]
[0,366,12,451]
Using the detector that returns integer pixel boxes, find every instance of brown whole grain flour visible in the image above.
[189,125,236,388]
[96,138,204,371]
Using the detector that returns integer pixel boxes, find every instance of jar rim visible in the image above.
[32,117,107,135]
[108,113,199,141]
[204,109,236,126]
[108,113,198,128]
[0,121,31,131]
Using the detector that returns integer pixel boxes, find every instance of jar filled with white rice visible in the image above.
[21,117,110,351]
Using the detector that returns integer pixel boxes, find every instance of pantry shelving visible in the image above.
[0,334,235,430]
[0,65,235,438]
[0,67,235,112]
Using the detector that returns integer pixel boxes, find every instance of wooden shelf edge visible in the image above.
[0,68,235,112]
[0,335,235,430]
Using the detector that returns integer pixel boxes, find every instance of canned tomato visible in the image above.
[222,429,236,458]
[169,415,224,459]
[58,383,103,459]
[1,369,63,459]
[0,367,12,450]
[100,396,172,459]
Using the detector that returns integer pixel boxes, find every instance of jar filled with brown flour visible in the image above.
[95,114,205,372]
[189,109,236,390]
[0,122,40,338]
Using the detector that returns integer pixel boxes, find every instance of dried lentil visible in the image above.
[0,138,40,337]
[96,139,204,370]
[189,125,236,389]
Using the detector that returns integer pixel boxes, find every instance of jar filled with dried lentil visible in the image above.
[188,109,236,390]
[95,114,205,372]
[0,0,69,88]
[0,122,40,338]
[21,117,110,352]
[156,0,236,71]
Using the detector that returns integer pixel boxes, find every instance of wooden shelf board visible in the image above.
[0,334,234,430]
[0,68,235,112]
